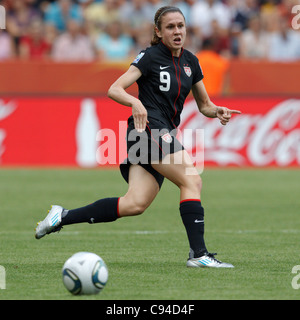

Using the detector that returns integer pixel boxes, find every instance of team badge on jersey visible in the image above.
[133,52,145,64]
[161,132,172,144]
[184,66,192,77]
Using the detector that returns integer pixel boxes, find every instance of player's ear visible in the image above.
[155,26,162,39]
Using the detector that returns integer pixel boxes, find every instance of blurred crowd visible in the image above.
[0,0,300,63]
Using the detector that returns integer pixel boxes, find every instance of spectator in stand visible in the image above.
[19,18,51,60]
[231,0,260,31]
[268,16,300,61]
[260,0,282,32]
[190,0,231,40]
[207,19,231,57]
[95,19,134,61]
[83,0,121,39]
[238,13,270,59]
[230,0,260,56]
[44,22,58,49]
[0,30,15,60]
[119,0,153,40]
[196,38,230,96]
[77,0,94,9]
[28,0,57,12]
[148,0,170,19]
[170,0,193,29]
[44,0,83,32]
[51,18,95,61]
[133,21,153,55]
[6,0,42,53]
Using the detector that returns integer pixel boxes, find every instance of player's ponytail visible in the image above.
[151,6,185,46]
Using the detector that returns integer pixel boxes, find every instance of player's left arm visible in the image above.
[192,80,241,125]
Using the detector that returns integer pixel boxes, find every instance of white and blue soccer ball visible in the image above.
[62,252,108,295]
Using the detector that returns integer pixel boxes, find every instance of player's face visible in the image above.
[156,12,186,57]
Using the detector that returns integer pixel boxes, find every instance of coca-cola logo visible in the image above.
[180,99,300,167]
[0,100,16,161]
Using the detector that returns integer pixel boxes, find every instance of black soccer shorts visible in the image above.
[120,116,184,189]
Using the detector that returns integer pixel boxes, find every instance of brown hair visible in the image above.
[150,6,185,46]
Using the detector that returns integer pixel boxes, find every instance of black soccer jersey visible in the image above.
[131,41,204,128]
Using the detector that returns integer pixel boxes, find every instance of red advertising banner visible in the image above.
[181,97,300,167]
[0,97,131,167]
[0,96,299,167]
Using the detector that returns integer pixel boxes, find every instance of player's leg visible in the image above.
[152,149,201,201]
[152,150,207,256]
[60,164,159,222]
[152,150,234,268]
[35,165,159,239]
[118,164,160,216]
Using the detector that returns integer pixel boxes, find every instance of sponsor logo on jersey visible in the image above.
[184,66,192,77]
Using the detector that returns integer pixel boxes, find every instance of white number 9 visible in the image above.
[159,71,170,92]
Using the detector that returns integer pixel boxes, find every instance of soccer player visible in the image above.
[35,6,241,268]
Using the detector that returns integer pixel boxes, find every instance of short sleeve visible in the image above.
[192,55,204,85]
[131,49,151,77]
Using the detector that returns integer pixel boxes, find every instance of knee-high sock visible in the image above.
[180,199,207,258]
[61,197,119,226]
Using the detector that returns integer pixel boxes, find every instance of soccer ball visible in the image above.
[62,252,108,295]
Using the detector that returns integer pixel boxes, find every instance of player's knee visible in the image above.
[193,175,202,193]
[120,191,153,216]
[131,199,148,216]
[181,174,202,194]
[125,194,151,216]
[131,206,145,216]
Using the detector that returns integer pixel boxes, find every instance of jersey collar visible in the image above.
[159,41,184,58]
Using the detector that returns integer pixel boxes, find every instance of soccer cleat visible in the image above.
[186,252,234,268]
[35,205,64,239]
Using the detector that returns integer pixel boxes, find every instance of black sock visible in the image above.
[61,197,119,226]
[180,199,207,258]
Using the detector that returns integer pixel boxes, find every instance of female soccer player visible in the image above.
[35,6,241,268]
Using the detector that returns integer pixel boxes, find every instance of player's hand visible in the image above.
[216,107,241,126]
[132,101,149,132]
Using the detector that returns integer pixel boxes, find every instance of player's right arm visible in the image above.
[108,65,148,133]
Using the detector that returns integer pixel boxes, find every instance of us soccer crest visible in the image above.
[161,132,172,143]
[184,66,192,77]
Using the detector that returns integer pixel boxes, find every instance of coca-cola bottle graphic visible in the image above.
[76,98,100,167]
[0,99,16,163]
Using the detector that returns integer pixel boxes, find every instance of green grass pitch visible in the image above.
[0,168,299,300]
